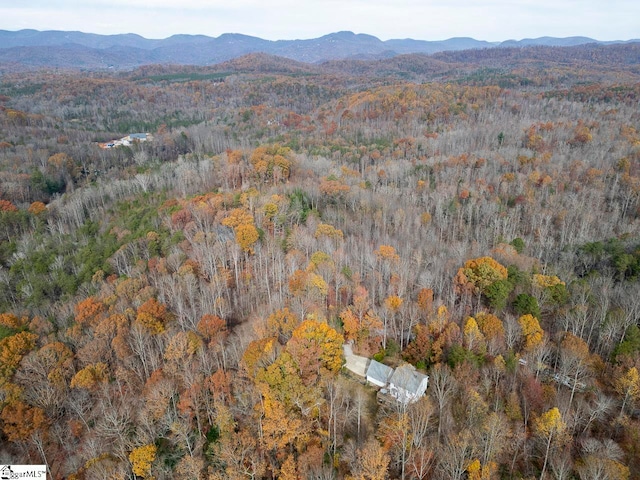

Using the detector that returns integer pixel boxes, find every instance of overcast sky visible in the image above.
[1,0,638,42]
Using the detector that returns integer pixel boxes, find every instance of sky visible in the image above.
[1,0,638,42]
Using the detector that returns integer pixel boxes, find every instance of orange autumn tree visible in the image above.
[0,313,29,330]
[475,312,506,355]
[279,454,299,480]
[74,296,107,326]
[404,305,461,367]
[0,199,18,212]
[403,323,432,366]
[1,399,49,443]
[136,298,170,334]
[28,201,46,215]
[0,331,38,385]
[416,287,434,319]
[196,314,227,346]
[429,306,461,365]
[339,286,382,355]
[375,244,400,263]
[249,144,292,184]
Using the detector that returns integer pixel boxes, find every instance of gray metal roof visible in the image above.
[389,364,428,394]
[366,359,393,384]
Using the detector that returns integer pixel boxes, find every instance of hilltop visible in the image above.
[0,28,638,70]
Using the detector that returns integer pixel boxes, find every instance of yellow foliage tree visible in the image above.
[532,274,565,288]
[235,223,260,253]
[375,245,400,262]
[307,272,329,298]
[129,444,157,478]
[221,208,254,229]
[265,307,299,343]
[467,459,482,480]
[615,366,640,416]
[70,362,109,390]
[534,407,567,480]
[518,314,544,352]
[279,454,299,480]
[463,317,485,353]
[241,337,277,379]
[164,331,200,361]
[475,312,505,355]
[467,458,498,480]
[263,202,278,219]
[308,251,333,272]
[384,295,404,312]
[287,319,344,381]
[314,223,344,241]
[261,387,309,452]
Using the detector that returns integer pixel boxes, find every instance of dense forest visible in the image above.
[1,43,640,479]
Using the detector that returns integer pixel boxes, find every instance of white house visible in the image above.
[129,133,150,141]
[388,364,429,404]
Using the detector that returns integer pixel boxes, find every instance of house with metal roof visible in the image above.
[388,364,429,404]
[366,359,394,388]
[129,133,149,141]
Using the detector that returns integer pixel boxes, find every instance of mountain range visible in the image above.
[0,29,638,70]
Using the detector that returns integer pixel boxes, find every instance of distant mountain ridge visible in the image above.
[0,29,638,70]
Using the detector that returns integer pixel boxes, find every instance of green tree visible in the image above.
[513,293,540,318]
[484,278,513,311]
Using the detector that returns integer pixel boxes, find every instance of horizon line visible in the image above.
[1,28,638,45]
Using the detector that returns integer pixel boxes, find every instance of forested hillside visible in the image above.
[0,44,640,479]
[2,29,634,70]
